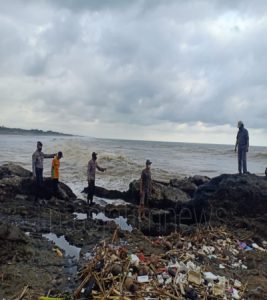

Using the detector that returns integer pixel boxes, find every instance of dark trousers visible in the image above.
[35,168,43,200]
[140,191,150,206]
[36,168,43,185]
[238,147,247,174]
[87,180,95,205]
[52,178,59,194]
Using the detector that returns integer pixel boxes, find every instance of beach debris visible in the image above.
[15,285,30,300]
[188,270,202,285]
[39,298,64,300]
[53,247,63,257]
[74,226,267,299]
[252,242,266,252]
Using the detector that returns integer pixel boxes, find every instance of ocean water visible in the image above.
[1,135,267,200]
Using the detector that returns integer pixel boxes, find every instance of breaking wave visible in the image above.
[252,152,267,160]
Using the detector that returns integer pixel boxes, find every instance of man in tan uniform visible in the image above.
[87,152,106,205]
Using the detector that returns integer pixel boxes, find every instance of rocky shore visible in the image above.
[0,163,267,298]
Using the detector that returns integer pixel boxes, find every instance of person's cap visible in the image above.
[238,120,244,127]
[58,151,63,157]
[146,159,152,165]
[92,152,97,157]
[37,141,42,146]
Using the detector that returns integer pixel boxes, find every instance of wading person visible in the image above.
[51,151,63,194]
[32,141,55,201]
[234,121,249,174]
[87,152,106,205]
[139,159,152,222]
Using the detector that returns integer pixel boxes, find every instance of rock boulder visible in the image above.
[190,173,267,220]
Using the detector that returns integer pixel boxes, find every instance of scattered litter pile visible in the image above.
[75,226,267,299]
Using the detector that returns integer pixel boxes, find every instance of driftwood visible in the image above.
[15,285,29,300]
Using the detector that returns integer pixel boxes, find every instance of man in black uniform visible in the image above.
[234,121,249,174]
[138,159,152,221]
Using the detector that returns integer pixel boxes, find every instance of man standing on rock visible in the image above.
[87,152,106,205]
[51,151,63,194]
[32,141,55,201]
[139,159,152,222]
[235,121,249,174]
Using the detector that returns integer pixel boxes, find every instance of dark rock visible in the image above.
[150,209,172,223]
[191,175,210,186]
[190,173,267,223]
[0,163,76,202]
[170,178,198,197]
[83,179,191,210]
[0,163,32,179]
[127,179,190,209]
[0,223,27,242]
[83,186,128,200]
[20,178,76,200]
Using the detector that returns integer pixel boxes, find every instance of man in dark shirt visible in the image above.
[235,121,249,174]
[139,159,152,221]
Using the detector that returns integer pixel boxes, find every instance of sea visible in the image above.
[1,135,267,202]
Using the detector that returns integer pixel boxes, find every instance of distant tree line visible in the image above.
[0,126,72,136]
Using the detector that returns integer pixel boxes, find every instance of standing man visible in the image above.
[32,141,55,201]
[235,121,249,174]
[139,159,152,222]
[87,152,106,205]
[51,151,63,194]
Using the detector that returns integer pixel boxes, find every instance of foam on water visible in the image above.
[1,135,267,198]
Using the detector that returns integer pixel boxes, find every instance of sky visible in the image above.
[0,0,267,146]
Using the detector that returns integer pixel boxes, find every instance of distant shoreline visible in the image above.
[0,126,74,136]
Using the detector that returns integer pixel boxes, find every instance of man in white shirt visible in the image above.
[87,152,106,205]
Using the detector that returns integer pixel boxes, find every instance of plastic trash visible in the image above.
[175,273,187,285]
[237,240,253,251]
[167,267,176,277]
[252,243,266,252]
[202,245,215,254]
[39,298,63,300]
[231,287,240,299]
[165,276,172,285]
[94,259,104,272]
[237,241,247,249]
[184,287,199,300]
[188,270,202,285]
[83,278,96,298]
[138,253,145,262]
[234,279,242,289]
[186,260,199,271]
[157,274,164,284]
[130,254,140,266]
[53,248,63,257]
[212,284,224,296]
[203,272,218,282]
[178,261,188,272]
[137,275,149,283]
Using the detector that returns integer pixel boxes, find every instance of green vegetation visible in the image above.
[0,126,73,136]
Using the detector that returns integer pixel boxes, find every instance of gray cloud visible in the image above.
[1,0,267,144]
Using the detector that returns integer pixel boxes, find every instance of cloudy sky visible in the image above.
[1,0,267,145]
